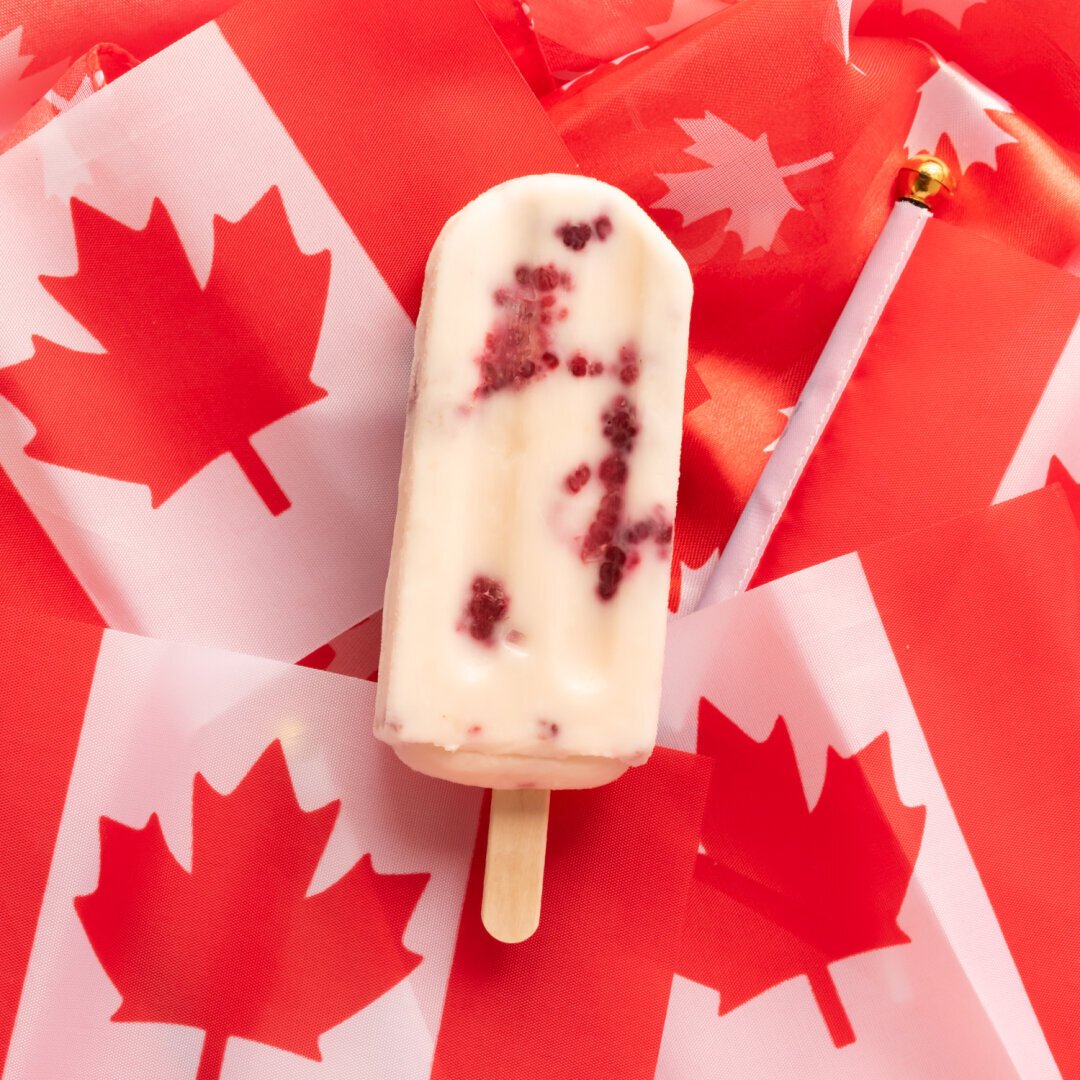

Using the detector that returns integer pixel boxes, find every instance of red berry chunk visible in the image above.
[599,490,624,516]
[565,464,591,494]
[569,355,588,377]
[602,396,639,451]
[558,222,593,251]
[534,264,560,291]
[598,545,627,599]
[617,344,640,385]
[598,454,627,489]
[578,395,663,600]
[475,265,572,397]
[463,575,510,643]
[594,215,613,240]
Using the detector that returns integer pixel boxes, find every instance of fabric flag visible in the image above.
[433,751,712,1080]
[701,196,932,606]
[0,42,136,153]
[0,607,482,1080]
[0,603,715,1080]
[0,0,575,662]
[0,0,233,123]
[745,217,1080,588]
[854,0,1080,162]
[657,485,1079,1078]
[536,0,1080,607]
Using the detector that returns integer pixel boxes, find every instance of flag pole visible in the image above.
[697,155,956,610]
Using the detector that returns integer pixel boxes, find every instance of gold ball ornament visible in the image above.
[896,155,956,210]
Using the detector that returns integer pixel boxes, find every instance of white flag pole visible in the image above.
[695,155,956,610]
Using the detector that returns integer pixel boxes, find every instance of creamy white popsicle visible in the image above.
[375,174,692,790]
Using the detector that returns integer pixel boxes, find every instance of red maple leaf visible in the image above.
[679,700,925,1047]
[75,741,428,1080]
[0,187,330,514]
[1047,455,1080,527]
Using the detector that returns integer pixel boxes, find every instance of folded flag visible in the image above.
[542,0,1080,607]
[658,485,1079,1078]
[0,0,233,120]
[0,604,712,1080]
[0,41,135,153]
[0,607,481,1079]
[0,0,574,662]
[747,217,1080,588]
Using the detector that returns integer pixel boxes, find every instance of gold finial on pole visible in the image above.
[896,154,956,210]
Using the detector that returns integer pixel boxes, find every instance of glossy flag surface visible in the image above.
[0,0,573,661]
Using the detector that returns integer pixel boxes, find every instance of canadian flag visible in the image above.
[0,1,233,87]
[0,608,481,1080]
[0,0,576,663]
[658,485,1079,1078]
[741,216,1080,590]
[547,0,1080,605]
[2,3,1079,1078]
[0,607,712,1080]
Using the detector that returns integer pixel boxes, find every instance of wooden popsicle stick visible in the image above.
[481,788,550,943]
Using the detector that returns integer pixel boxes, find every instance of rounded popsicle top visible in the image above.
[427,172,692,303]
[413,172,693,432]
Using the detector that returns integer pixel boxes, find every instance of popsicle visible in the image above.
[374,173,692,937]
